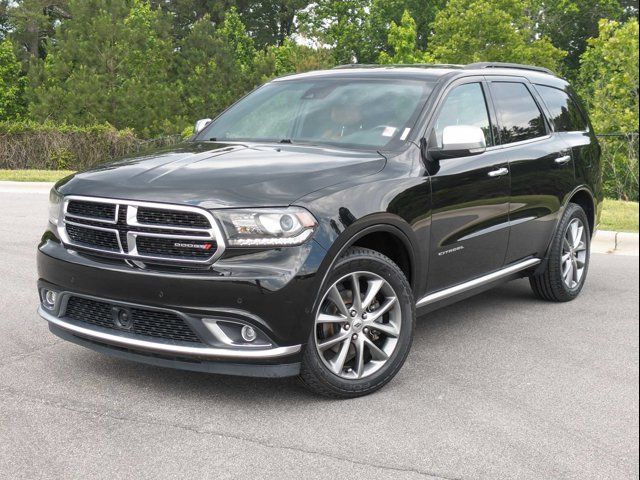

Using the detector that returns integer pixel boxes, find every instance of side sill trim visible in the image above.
[38,307,301,360]
[416,258,541,308]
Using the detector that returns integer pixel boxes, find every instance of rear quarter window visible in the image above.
[535,84,588,132]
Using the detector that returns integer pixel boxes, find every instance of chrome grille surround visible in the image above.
[58,195,226,265]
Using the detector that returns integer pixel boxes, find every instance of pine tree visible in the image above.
[0,38,27,121]
[30,0,179,137]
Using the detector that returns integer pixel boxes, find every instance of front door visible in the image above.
[426,79,511,292]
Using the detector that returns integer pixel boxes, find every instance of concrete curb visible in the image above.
[592,230,639,256]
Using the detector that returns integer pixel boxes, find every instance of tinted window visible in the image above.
[433,83,493,147]
[535,84,587,132]
[490,82,547,144]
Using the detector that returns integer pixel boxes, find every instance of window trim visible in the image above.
[486,78,551,146]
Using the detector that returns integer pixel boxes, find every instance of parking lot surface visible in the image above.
[1,188,638,479]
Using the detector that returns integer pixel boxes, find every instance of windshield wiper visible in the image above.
[279,138,293,144]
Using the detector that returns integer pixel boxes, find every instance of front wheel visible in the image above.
[529,203,591,302]
[299,247,415,398]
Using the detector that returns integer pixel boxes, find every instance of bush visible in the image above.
[0,121,180,170]
[598,134,639,201]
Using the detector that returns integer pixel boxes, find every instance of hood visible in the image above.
[57,142,386,209]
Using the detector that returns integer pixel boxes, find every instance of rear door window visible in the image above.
[535,84,588,132]
[489,82,547,144]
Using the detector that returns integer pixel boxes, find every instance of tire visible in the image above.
[299,247,415,398]
[529,203,591,302]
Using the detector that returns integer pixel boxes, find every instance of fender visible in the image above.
[310,213,423,315]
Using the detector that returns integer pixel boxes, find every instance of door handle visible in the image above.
[555,155,572,165]
[488,167,509,178]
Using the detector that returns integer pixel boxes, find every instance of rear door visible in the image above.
[486,78,575,263]
[426,77,511,292]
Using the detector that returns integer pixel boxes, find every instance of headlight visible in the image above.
[48,188,63,225]
[215,207,317,247]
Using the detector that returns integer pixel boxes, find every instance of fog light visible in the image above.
[241,325,257,342]
[43,290,57,309]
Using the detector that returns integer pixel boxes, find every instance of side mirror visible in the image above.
[194,118,212,134]
[428,125,486,161]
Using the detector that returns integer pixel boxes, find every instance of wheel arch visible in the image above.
[311,214,422,315]
[565,186,596,237]
[535,185,597,276]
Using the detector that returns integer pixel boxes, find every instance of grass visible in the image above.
[600,198,639,233]
[0,169,637,232]
[0,169,75,182]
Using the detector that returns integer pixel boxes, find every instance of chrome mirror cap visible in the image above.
[194,118,212,134]
[442,125,487,152]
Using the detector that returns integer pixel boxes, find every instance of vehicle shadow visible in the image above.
[81,278,539,402]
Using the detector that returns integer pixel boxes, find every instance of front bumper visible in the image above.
[37,235,328,377]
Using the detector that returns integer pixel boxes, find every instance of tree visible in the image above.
[6,0,70,60]
[299,0,373,64]
[378,10,432,64]
[0,39,27,120]
[177,9,272,127]
[579,19,639,199]
[1,1,10,41]
[236,0,311,48]
[368,0,445,53]
[428,0,566,72]
[269,38,334,75]
[30,0,179,137]
[534,0,627,74]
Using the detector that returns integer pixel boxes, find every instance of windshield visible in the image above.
[197,78,434,150]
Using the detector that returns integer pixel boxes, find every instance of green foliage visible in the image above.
[368,0,445,53]
[176,10,271,131]
[299,0,373,64]
[0,39,27,121]
[428,0,566,71]
[269,38,334,75]
[5,0,70,60]
[534,0,628,75]
[579,19,639,200]
[29,0,180,137]
[0,1,9,41]
[378,10,432,64]
[579,19,639,134]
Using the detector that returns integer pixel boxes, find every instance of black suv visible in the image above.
[38,63,602,398]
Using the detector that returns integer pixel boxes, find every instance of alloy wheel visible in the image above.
[314,271,401,379]
[561,218,588,290]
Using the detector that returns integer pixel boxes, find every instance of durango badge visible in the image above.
[173,242,213,250]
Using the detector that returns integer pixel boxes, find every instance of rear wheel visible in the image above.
[299,247,414,398]
[530,203,591,302]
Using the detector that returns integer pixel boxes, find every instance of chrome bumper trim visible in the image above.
[38,307,301,359]
[416,258,541,307]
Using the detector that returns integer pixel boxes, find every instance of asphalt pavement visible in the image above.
[0,187,638,480]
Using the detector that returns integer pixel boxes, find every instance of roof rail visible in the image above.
[332,63,464,70]
[465,62,555,76]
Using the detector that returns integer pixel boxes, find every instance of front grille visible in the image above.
[66,223,120,251]
[137,207,210,228]
[59,197,222,265]
[64,296,202,343]
[67,200,116,221]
